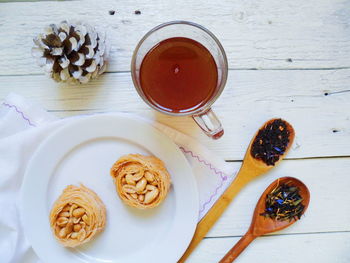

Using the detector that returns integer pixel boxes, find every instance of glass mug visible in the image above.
[131,21,228,139]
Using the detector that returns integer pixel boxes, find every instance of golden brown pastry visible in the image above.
[110,154,171,209]
[49,184,106,247]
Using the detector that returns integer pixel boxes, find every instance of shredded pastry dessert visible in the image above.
[110,154,171,209]
[49,184,106,247]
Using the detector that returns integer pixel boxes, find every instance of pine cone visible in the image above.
[32,21,109,84]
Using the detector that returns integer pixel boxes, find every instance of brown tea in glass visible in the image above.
[140,37,218,114]
[131,21,228,139]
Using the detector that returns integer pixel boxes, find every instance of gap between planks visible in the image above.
[205,230,350,240]
[1,67,350,78]
[225,155,350,162]
[0,0,74,2]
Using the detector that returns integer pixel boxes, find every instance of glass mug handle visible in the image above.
[192,108,224,139]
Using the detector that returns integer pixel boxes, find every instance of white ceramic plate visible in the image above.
[21,114,198,263]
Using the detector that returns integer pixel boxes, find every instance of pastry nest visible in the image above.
[49,184,106,247]
[110,154,171,209]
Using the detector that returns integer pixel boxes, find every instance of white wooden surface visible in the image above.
[1,0,350,262]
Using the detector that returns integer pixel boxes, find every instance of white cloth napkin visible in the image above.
[0,93,237,263]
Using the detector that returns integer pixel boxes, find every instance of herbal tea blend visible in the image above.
[251,119,290,166]
[260,181,305,221]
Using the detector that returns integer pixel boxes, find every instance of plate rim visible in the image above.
[20,114,199,263]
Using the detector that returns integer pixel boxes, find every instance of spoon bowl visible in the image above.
[219,177,310,263]
[251,177,310,236]
[240,118,295,181]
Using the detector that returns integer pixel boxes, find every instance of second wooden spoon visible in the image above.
[219,176,310,263]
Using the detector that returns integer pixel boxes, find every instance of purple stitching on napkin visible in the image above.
[180,146,229,215]
[180,146,227,180]
[2,102,36,127]
[198,178,226,215]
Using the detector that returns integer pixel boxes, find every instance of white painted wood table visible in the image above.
[1,0,350,262]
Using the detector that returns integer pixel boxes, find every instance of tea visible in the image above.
[139,37,218,113]
[260,181,305,222]
[251,119,290,166]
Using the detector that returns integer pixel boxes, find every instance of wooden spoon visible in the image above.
[219,177,310,263]
[178,118,295,263]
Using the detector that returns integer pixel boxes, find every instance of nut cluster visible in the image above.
[121,168,160,205]
[50,184,106,247]
[111,154,171,209]
[54,203,90,242]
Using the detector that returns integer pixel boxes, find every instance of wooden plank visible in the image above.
[206,158,350,237]
[188,232,350,262]
[1,0,350,75]
[0,69,349,159]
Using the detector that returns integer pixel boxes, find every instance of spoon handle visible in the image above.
[178,172,252,263]
[178,166,259,263]
[219,232,255,263]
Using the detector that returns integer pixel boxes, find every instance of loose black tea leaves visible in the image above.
[260,181,305,222]
[251,119,290,166]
